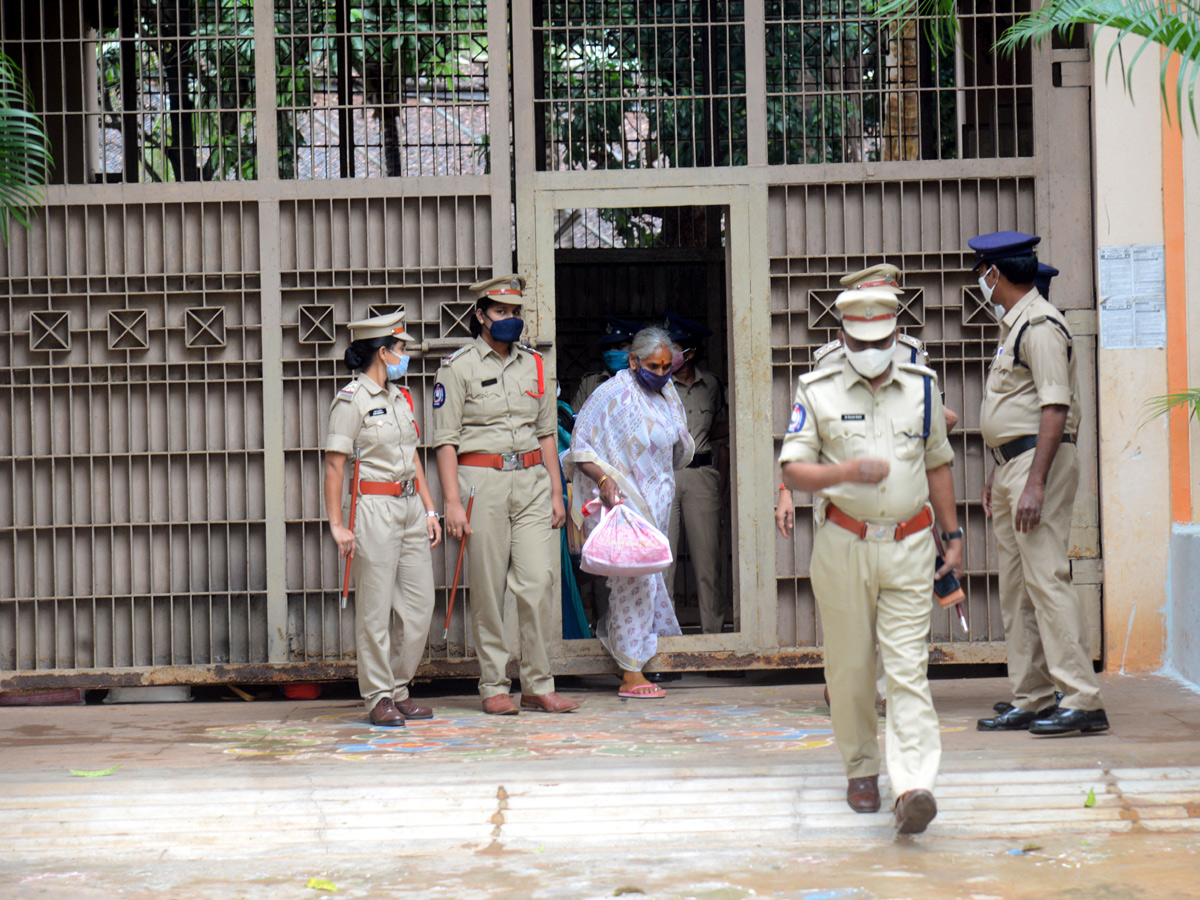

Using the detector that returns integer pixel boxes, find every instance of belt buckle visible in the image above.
[401,480,415,497]
[862,523,895,543]
[991,446,1006,466]
[500,452,520,471]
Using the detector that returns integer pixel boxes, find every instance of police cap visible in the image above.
[346,310,412,342]
[968,231,1041,267]
[835,288,899,342]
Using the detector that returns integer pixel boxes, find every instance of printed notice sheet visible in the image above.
[1097,244,1167,349]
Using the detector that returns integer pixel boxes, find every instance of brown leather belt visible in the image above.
[359,478,419,497]
[457,449,543,471]
[825,504,933,542]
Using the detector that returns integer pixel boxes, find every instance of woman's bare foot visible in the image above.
[618,671,664,696]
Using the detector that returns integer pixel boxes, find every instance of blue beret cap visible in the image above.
[1034,262,1059,296]
[662,311,713,342]
[599,316,641,345]
[968,230,1041,265]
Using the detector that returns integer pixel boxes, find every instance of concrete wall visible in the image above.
[1167,525,1200,686]
[1092,33,1172,672]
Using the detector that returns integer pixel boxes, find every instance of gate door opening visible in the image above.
[551,204,744,663]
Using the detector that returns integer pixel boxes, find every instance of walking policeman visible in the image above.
[324,311,442,727]
[433,275,579,715]
[663,312,729,634]
[970,232,1108,736]
[779,286,962,834]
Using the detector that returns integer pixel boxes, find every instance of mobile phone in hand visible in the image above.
[934,555,965,607]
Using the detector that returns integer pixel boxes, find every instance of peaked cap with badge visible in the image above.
[600,316,642,346]
[346,310,413,342]
[835,288,900,342]
[839,263,904,295]
[968,231,1041,267]
[470,273,526,305]
[663,311,713,345]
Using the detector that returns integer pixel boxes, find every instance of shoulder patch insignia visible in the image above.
[799,367,840,386]
[787,403,806,434]
[336,379,359,401]
[812,339,841,362]
[442,345,471,365]
[432,382,446,408]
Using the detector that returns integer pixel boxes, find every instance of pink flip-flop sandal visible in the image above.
[618,684,667,699]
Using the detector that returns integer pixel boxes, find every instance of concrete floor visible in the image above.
[2,672,1199,899]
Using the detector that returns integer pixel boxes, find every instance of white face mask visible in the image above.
[845,345,894,379]
[978,267,996,304]
[993,304,1005,321]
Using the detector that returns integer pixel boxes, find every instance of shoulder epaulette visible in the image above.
[812,339,842,362]
[1029,314,1048,325]
[897,361,937,379]
[441,344,472,365]
[799,366,840,386]
[335,378,359,401]
[517,342,543,357]
[897,332,923,350]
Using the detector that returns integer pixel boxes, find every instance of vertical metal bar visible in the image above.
[488,0,512,270]
[335,0,353,178]
[745,0,767,166]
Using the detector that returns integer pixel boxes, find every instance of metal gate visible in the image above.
[1,1,1100,688]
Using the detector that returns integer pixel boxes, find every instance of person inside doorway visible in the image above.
[663,312,731,635]
[570,316,641,414]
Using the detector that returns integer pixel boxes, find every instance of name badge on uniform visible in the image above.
[841,413,864,421]
[480,377,498,387]
[367,408,387,417]
[433,383,446,408]
[787,403,806,433]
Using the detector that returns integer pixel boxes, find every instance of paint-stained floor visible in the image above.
[2,672,1199,899]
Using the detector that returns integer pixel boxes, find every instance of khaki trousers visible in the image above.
[458,464,557,699]
[666,465,726,633]
[811,521,941,797]
[991,443,1102,712]
[351,494,436,704]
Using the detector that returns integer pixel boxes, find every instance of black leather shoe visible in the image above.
[977,705,1053,731]
[1029,707,1110,736]
[994,691,1062,715]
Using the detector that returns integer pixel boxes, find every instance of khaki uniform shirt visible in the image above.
[779,360,954,524]
[672,367,726,457]
[980,289,1080,447]
[325,375,419,482]
[570,371,611,414]
[432,337,556,453]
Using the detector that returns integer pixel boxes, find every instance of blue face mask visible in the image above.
[603,349,630,374]
[487,316,524,344]
[385,349,409,381]
[634,365,671,393]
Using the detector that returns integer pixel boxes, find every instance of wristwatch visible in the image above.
[941,528,964,542]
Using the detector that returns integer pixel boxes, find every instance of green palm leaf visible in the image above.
[0,51,51,243]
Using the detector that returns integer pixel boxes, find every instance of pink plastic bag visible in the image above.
[580,500,673,577]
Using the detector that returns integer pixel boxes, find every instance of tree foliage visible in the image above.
[0,52,53,243]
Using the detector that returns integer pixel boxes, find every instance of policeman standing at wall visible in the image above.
[779,286,961,834]
[433,275,579,715]
[570,317,640,414]
[663,311,730,634]
[325,311,442,727]
[970,232,1108,736]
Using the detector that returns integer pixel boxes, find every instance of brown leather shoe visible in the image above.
[395,698,433,719]
[482,694,520,716]
[894,789,938,834]
[846,775,880,813]
[368,697,405,727]
[520,692,580,713]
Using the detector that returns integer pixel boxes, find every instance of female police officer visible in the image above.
[433,275,579,715]
[325,311,442,727]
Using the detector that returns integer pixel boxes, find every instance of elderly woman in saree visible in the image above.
[565,326,695,698]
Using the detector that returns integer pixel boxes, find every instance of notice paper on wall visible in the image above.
[1097,244,1167,349]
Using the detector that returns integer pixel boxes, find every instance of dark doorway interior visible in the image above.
[553,206,734,636]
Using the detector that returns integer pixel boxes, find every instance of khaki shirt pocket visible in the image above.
[359,412,401,452]
[891,417,926,460]
[987,354,1016,392]
[828,420,868,457]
